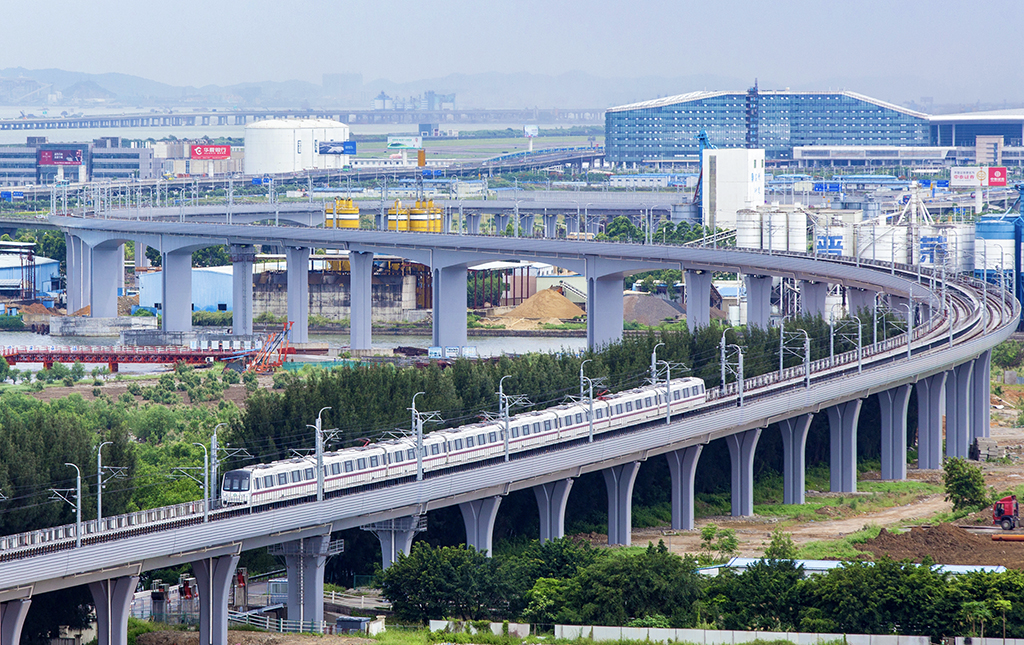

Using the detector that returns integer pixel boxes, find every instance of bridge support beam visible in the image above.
[745,275,773,328]
[586,268,624,350]
[88,575,139,645]
[971,350,992,441]
[779,414,813,505]
[368,519,419,570]
[493,214,510,234]
[282,535,330,628]
[520,214,535,236]
[286,247,310,343]
[350,251,374,351]
[847,288,875,318]
[685,270,712,331]
[135,241,150,270]
[603,461,641,545]
[543,214,558,238]
[879,385,912,481]
[828,399,862,492]
[459,496,502,555]
[917,372,947,469]
[432,264,468,349]
[665,445,703,530]
[565,214,580,237]
[192,553,240,645]
[231,245,255,337]
[464,213,481,235]
[534,478,574,543]
[800,280,828,318]
[946,361,974,459]
[0,599,31,645]
[66,234,91,314]
[725,429,762,516]
[161,249,193,333]
[90,244,122,318]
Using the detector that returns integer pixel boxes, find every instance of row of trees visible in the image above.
[381,537,1020,640]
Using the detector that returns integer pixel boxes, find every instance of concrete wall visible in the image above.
[554,625,930,645]
[254,274,420,322]
[429,620,530,638]
[51,315,158,337]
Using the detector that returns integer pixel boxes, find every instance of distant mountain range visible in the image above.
[0,67,1018,115]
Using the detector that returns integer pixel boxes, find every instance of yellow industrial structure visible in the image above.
[324,198,361,229]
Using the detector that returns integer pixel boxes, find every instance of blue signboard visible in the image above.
[318,141,356,155]
[918,180,931,188]
[251,178,262,186]
[0,191,10,202]
[936,180,950,188]
[814,182,842,193]
[12,191,22,198]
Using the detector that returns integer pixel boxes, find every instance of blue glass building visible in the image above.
[605,86,930,164]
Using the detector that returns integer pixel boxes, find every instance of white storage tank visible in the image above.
[856,224,909,264]
[975,219,1016,273]
[943,223,976,274]
[815,223,852,257]
[914,225,948,268]
[244,118,351,175]
[735,209,762,250]
[761,210,789,252]
[787,211,808,253]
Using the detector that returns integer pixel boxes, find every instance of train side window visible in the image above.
[331,463,341,475]
[533,422,541,434]
[596,409,604,419]
[454,439,464,450]
[253,478,261,490]
[615,404,623,415]
[674,390,682,400]
[564,415,572,426]
[575,413,583,424]
[408,449,416,460]
[635,399,643,410]
[466,436,475,448]
[393,451,404,463]
[264,475,274,488]
[278,473,288,485]
[626,401,633,412]
[478,433,487,445]
[304,468,314,480]
[430,444,440,455]
[357,458,367,470]
[511,426,520,438]
[344,461,354,473]
[544,420,552,431]
[369,456,380,468]
[646,397,653,407]
[291,470,302,483]
[488,432,497,443]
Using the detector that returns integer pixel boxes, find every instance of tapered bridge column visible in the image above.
[586,262,624,350]
[362,516,424,569]
[161,248,193,332]
[285,246,309,343]
[0,595,31,645]
[828,399,862,492]
[90,243,122,318]
[685,270,712,331]
[726,429,762,516]
[779,415,813,505]
[231,245,255,337]
[916,372,947,469]
[459,496,502,555]
[278,535,333,630]
[745,275,773,328]
[89,575,139,645]
[432,263,468,349]
[192,553,240,645]
[534,479,574,543]
[879,385,912,481]
[666,445,703,530]
[349,251,374,351]
[946,362,974,459]
[603,461,641,545]
[971,350,992,441]
[800,280,828,318]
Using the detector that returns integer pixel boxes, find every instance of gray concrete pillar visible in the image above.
[117,244,125,296]
[685,270,712,331]
[534,478,574,543]
[847,288,875,318]
[66,234,91,314]
[493,214,510,234]
[779,414,813,505]
[543,214,558,238]
[465,213,481,235]
[520,214,535,236]
[971,350,992,441]
[828,399,862,492]
[230,245,255,337]
[879,385,912,481]
[565,214,580,237]
[745,275,773,328]
[285,247,310,343]
[350,251,373,351]
[800,280,828,318]
[373,524,418,570]
[725,429,762,516]
[917,372,947,469]
[135,240,150,270]
[431,264,468,349]
[946,361,974,459]
[90,244,121,318]
[665,445,703,530]
[88,575,139,645]
[192,553,240,645]
[0,600,31,645]
[161,249,192,332]
[459,496,502,555]
[586,267,624,350]
[282,535,329,628]
[603,461,641,545]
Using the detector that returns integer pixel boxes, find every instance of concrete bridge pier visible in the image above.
[543,214,558,238]
[285,247,310,343]
[878,385,912,480]
[534,478,574,543]
[66,233,91,314]
[665,445,703,530]
[778,414,813,505]
[847,287,875,318]
[800,280,828,318]
[684,270,712,331]
[945,361,974,458]
[0,597,31,645]
[520,214,535,237]
[282,535,330,627]
[493,214,510,234]
[725,429,762,516]
[459,496,502,554]
[745,275,773,328]
[585,261,625,349]
[88,574,139,645]
[367,518,420,570]
[465,213,481,235]
[828,399,862,492]
[432,261,469,349]
[917,372,947,469]
[161,249,193,332]
[971,350,992,441]
[350,251,374,351]
[90,242,123,318]
[603,461,641,545]
[565,214,580,238]
[231,245,255,337]
[135,240,150,270]
[192,553,240,645]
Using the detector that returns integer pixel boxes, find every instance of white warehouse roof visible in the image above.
[245,118,349,130]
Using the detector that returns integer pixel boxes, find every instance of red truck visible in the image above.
[993,495,1019,530]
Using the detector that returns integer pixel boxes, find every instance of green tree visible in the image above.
[993,341,1023,370]
[942,457,989,511]
[379,542,500,621]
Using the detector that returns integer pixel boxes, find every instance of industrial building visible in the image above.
[0,137,159,185]
[244,118,351,175]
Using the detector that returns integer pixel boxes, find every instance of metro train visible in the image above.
[219,376,708,507]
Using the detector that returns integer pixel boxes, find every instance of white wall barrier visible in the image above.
[429,620,531,638]
[553,625,931,645]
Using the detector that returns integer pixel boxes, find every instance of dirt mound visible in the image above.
[20,302,54,315]
[119,293,139,316]
[138,630,373,645]
[71,305,90,316]
[861,523,1024,568]
[624,293,684,326]
[504,288,584,320]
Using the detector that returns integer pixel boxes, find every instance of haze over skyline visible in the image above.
[4,0,1023,107]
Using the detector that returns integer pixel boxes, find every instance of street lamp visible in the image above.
[65,463,82,548]
[579,359,592,402]
[650,343,665,384]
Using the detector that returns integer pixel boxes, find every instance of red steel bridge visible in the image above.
[1,345,254,372]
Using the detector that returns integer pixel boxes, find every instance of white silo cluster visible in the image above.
[244,118,351,175]
[735,205,809,253]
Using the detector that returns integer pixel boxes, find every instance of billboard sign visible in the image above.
[951,167,985,187]
[988,166,1008,187]
[190,144,231,160]
[387,136,422,150]
[318,141,356,155]
[524,125,539,138]
[38,149,83,166]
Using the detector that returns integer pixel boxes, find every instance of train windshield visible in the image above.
[222,470,250,492]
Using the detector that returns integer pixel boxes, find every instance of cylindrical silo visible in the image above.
[815,223,852,257]
[975,218,1016,276]
[735,209,762,250]
[787,211,808,252]
[856,224,908,264]
[761,210,788,252]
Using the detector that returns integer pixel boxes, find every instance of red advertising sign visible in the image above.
[37,149,83,166]
[191,144,231,160]
[988,166,1008,187]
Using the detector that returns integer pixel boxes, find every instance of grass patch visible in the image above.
[796,524,882,560]
[539,322,587,330]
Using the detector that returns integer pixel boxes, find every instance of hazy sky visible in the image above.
[4,0,1022,102]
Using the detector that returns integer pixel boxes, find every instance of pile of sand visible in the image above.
[504,288,584,320]
[861,524,1024,568]
[624,293,684,326]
